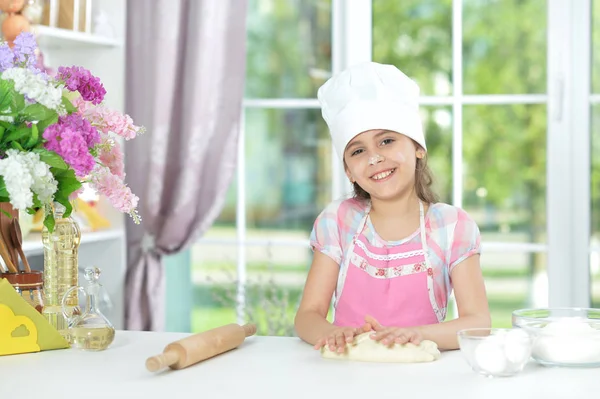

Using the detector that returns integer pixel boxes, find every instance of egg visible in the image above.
[474,338,507,375]
[503,329,531,364]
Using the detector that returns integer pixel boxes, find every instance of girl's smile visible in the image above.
[370,168,396,181]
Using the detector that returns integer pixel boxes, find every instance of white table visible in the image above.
[0,331,595,398]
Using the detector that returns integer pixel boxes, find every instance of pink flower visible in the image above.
[73,97,144,140]
[43,113,100,177]
[90,166,139,220]
[97,136,125,178]
[57,66,106,104]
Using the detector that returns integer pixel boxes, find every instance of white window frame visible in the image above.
[546,0,591,307]
[203,0,595,324]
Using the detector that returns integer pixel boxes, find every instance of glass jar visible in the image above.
[0,270,44,313]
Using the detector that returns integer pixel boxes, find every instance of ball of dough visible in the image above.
[320,332,441,363]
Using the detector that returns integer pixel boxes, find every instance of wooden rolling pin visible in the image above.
[146,323,257,372]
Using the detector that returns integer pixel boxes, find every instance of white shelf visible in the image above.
[22,228,124,256]
[32,25,123,49]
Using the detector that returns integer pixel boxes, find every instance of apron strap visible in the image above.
[333,201,370,309]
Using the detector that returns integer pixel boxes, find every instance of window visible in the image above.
[185,0,596,335]
[591,0,600,307]
[373,0,548,327]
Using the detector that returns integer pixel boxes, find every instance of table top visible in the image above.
[0,330,596,398]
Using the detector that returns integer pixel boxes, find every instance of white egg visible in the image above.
[503,329,531,364]
[474,339,507,375]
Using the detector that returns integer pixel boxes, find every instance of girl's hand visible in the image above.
[314,323,373,352]
[364,314,423,346]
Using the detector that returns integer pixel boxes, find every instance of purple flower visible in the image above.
[56,66,106,105]
[0,43,14,72]
[13,32,38,70]
[42,113,101,177]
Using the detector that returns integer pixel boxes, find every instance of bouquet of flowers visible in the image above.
[0,32,142,232]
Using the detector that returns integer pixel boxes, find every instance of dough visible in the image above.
[320,332,441,363]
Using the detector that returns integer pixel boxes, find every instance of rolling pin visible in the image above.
[146,323,257,372]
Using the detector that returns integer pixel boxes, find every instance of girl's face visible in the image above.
[344,129,422,201]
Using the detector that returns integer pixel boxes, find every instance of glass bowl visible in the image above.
[512,307,600,368]
[457,328,533,377]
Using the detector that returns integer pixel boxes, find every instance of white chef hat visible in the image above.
[317,61,426,162]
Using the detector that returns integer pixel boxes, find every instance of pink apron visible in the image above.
[333,201,443,328]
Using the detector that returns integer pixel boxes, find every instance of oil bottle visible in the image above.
[42,202,81,340]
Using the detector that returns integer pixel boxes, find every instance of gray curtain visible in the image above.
[123,0,248,331]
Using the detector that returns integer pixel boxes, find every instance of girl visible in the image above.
[294,62,490,353]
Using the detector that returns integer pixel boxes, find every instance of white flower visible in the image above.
[0,149,58,210]
[1,67,64,114]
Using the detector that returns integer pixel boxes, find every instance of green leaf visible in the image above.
[34,148,68,169]
[10,141,24,151]
[0,125,5,142]
[52,194,74,218]
[4,126,30,143]
[43,212,55,233]
[31,193,42,209]
[22,103,56,122]
[0,80,13,110]
[37,114,58,135]
[53,168,82,213]
[0,209,11,219]
[25,123,39,148]
[0,176,8,198]
[61,96,77,113]
[11,91,25,113]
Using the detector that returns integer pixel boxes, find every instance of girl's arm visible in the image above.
[294,251,340,345]
[415,254,491,350]
[369,254,490,350]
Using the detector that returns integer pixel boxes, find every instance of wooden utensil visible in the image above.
[10,218,30,272]
[0,231,17,273]
[0,203,18,267]
[145,323,257,372]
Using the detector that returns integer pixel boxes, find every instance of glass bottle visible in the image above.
[41,202,81,340]
[62,266,115,351]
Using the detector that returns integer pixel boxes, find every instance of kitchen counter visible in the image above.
[0,330,595,398]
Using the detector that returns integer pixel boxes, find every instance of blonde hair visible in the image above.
[351,152,439,204]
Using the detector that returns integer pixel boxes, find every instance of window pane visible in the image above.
[372,0,452,96]
[244,244,308,336]
[463,105,547,243]
[246,0,332,98]
[423,106,453,204]
[191,183,238,333]
[463,0,546,94]
[591,104,600,307]
[245,108,332,235]
[448,252,547,328]
[593,0,600,93]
